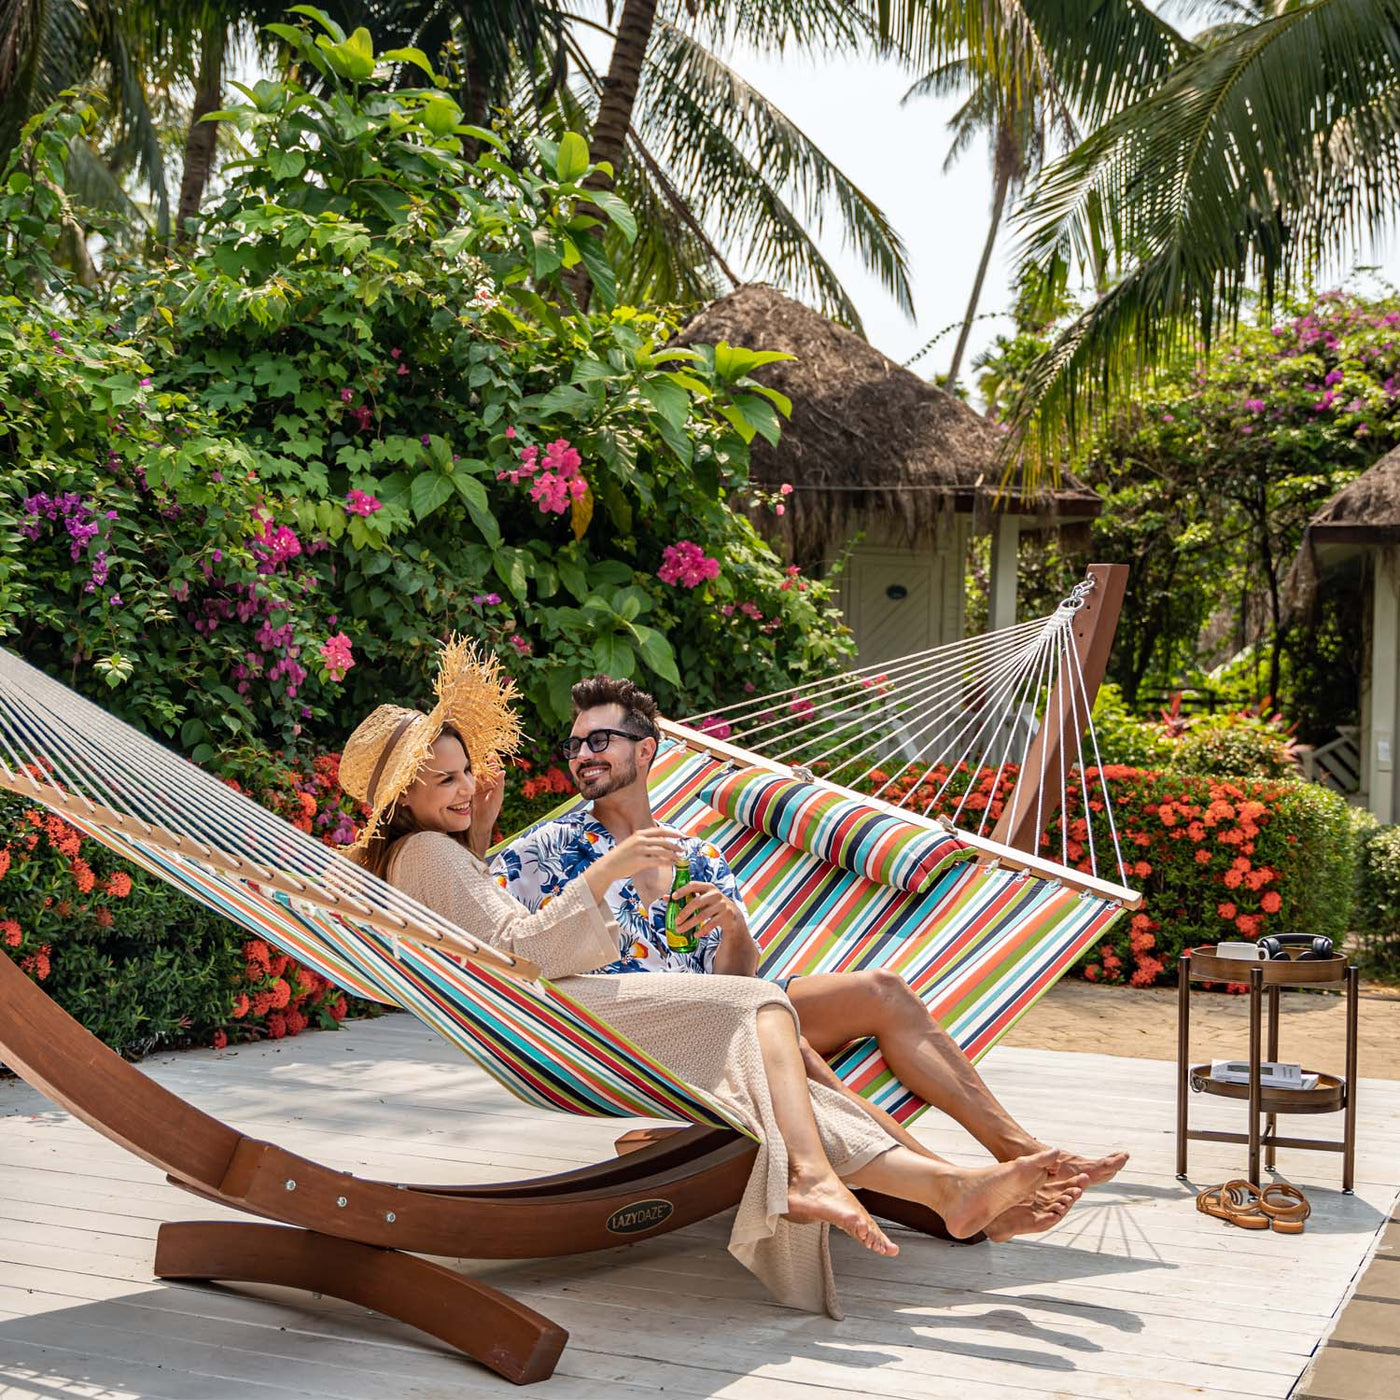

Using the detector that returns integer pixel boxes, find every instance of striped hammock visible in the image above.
[0,646,1129,1133]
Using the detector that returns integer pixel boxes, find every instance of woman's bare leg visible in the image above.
[790,971,1128,1185]
[754,1005,897,1257]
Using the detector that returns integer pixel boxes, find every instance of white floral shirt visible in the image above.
[494,807,758,974]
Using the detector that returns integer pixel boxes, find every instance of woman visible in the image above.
[340,639,1082,1317]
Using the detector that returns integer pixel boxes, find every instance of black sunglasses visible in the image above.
[561,727,653,760]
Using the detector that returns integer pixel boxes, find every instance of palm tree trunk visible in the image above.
[590,0,658,188]
[947,160,1010,387]
[176,25,227,245]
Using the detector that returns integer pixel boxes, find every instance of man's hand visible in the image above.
[671,880,743,940]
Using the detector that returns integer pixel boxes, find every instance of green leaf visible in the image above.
[410,472,453,520]
[592,631,635,677]
[318,27,376,82]
[640,378,690,430]
[555,131,590,183]
[493,548,529,601]
[453,472,501,547]
[713,343,795,382]
[420,96,462,138]
[574,235,617,310]
[633,625,681,686]
[583,189,638,243]
[732,393,782,446]
[529,383,592,416]
[381,47,435,78]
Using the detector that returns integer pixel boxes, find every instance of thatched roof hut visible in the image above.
[676,284,1101,560]
[1304,445,1400,545]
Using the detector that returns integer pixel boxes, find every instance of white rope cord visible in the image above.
[925,616,1062,820]
[694,613,1049,723]
[732,616,1051,754]
[964,615,1066,838]
[947,615,1061,830]
[991,615,1057,847]
[856,622,1054,799]
[1064,635,1097,877]
[1068,631,1128,885]
[808,621,1055,783]
[0,651,530,972]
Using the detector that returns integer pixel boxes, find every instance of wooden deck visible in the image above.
[0,1013,1396,1400]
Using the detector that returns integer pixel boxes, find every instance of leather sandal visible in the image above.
[1196,1180,1270,1229]
[1258,1183,1311,1235]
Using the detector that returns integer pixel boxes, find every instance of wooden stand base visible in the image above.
[156,1222,567,1385]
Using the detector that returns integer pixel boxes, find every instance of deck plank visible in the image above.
[1,1014,1397,1399]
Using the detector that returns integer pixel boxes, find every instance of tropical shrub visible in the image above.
[851,761,1354,987]
[1353,820,1400,979]
[1089,684,1175,768]
[1172,712,1300,780]
[0,29,850,772]
[0,790,362,1057]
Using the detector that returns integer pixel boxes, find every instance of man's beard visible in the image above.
[576,751,639,799]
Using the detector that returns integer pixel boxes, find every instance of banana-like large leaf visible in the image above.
[1008,0,1400,480]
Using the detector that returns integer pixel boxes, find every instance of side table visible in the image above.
[1175,946,1358,1192]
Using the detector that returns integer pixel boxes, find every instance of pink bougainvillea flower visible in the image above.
[340,387,354,402]
[320,632,355,682]
[345,489,382,516]
[779,482,794,496]
[698,715,732,740]
[508,633,532,657]
[657,540,720,588]
[788,697,815,716]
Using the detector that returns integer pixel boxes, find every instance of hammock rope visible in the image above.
[683,578,1129,886]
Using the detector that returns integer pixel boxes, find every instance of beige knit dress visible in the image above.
[387,831,898,1317]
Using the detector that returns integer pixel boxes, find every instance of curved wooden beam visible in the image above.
[155,1222,567,1385]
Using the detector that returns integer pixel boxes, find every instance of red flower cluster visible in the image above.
[520,766,572,801]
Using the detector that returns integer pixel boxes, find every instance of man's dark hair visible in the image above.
[570,675,659,738]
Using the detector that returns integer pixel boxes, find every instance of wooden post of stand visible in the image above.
[991,562,1128,855]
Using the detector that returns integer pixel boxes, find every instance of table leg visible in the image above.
[1176,951,1191,1177]
[1344,964,1359,1194]
[1248,966,1263,1186]
[1265,984,1280,1171]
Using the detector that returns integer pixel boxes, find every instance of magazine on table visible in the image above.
[1210,1060,1319,1091]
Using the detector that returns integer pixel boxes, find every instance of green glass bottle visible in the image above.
[663,853,695,953]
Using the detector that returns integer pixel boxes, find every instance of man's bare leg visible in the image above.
[788,970,1128,1185]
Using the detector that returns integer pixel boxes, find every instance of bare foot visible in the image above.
[984,1184,1084,1243]
[1043,1148,1128,1186]
[938,1148,1063,1240]
[787,1166,899,1257]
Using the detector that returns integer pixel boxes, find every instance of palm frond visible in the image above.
[0,0,98,153]
[676,0,873,54]
[1008,0,1400,481]
[638,20,913,320]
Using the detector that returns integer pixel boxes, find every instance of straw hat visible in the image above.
[340,636,523,852]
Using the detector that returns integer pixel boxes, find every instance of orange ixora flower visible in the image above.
[1,918,21,948]
[106,871,132,898]
[1261,891,1282,914]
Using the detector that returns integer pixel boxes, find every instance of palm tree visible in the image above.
[0,0,177,235]
[1008,0,1400,479]
[904,55,1064,387]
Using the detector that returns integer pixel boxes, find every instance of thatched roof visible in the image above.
[676,285,1101,559]
[1304,445,1400,545]
[1286,446,1400,611]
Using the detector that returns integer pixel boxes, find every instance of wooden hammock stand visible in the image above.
[0,564,1127,1385]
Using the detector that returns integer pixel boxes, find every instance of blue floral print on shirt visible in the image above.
[494,807,757,974]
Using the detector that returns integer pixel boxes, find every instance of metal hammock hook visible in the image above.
[1057,575,1099,615]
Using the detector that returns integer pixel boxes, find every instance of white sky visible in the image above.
[712,42,1011,387]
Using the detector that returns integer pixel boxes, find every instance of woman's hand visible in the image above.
[468,767,506,856]
[583,827,683,904]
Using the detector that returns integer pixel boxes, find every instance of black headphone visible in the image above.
[1257,932,1334,961]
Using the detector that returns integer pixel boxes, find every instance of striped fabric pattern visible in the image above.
[701,767,974,893]
[645,743,1124,1123]
[58,809,752,1134]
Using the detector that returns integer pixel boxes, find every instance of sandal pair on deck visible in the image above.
[1196,1181,1312,1234]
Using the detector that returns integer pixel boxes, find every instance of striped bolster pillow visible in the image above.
[701,768,974,893]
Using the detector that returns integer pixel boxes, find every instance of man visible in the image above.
[499,675,1126,1186]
